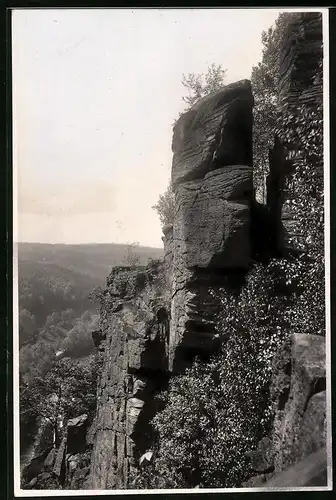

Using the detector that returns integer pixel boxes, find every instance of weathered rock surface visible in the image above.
[278,12,323,107]
[44,448,57,469]
[172,80,253,186]
[53,436,67,479]
[174,166,252,270]
[245,333,327,488]
[162,224,173,291]
[264,447,327,488]
[170,80,254,371]
[271,333,326,473]
[89,262,169,489]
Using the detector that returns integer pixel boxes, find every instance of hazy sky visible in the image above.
[13,8,283,248]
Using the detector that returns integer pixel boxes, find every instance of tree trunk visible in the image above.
[54,422,60,448]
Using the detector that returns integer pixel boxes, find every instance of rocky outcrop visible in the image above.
[271,334,326,473]
[244,334,327,487]
[170,80,254,371]
[22,413,91,490]
[243,13,326,488]
[88,12,326,491]
[278,12,323,107]
[88,262,170,489]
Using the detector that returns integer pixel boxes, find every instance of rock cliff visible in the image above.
[170,80,254,372]
[88,262,170,489]
[86,11,326,490]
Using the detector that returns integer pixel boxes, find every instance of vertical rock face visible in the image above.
[277,12,323,249]
[169,80,254,371]
[162,224,173,291]
[89,262,169,489]
[278,12,323,107]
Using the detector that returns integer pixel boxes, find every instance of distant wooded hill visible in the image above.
[18,242,164,284]
[18,242,164,383]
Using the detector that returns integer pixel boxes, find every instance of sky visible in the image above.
[12,8,283,248]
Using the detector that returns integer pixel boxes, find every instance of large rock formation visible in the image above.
[87,12,326,491]
[89,261,169,489]
[170,80,254,371]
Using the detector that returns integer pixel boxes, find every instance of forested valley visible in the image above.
[18,242,163,476]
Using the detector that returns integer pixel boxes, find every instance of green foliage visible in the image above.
[20,355,99,448]
[181,63,227,109]
[19,309,38,347]
[152,181,174,229]
[276,95,324,336]
[61,311,98,357]
[19,309,77,380]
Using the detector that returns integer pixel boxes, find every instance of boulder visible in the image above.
[264,447,327,488]
[172,80,253,186]
[44,447,57,469]
[272,333,326,472]
[67,414,89,455]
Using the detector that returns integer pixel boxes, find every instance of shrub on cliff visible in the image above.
[276,95,324,336]
[180,63,227,109]
[152,181,174,229]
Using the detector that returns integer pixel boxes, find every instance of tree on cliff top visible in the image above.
[181,63,227,109]
[152,64,227,229]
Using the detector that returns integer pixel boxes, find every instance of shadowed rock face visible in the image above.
[89,263,170,489]
[169,80,254,371]
[243,335,327,489]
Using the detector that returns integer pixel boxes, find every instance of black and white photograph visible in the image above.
[12,7,331,494]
